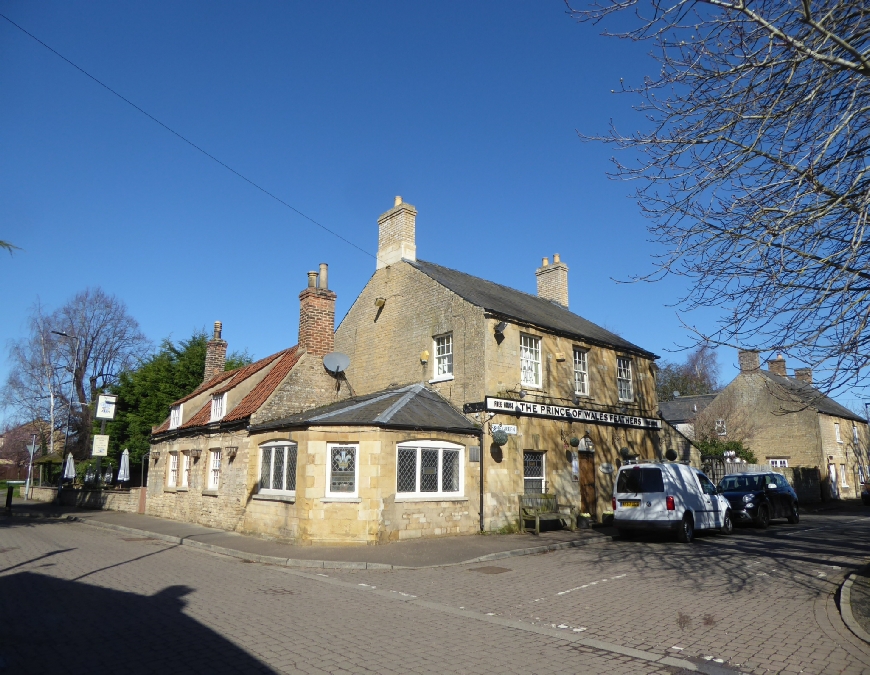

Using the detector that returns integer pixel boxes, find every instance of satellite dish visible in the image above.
[323,352,350,375]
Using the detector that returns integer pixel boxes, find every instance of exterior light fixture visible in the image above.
[582,431,594,453]
[519,390,526,399]
[420,350,429,364]
[494,321,508,335]
[374,297,386,308]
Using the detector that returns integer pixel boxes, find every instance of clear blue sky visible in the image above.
[4,1,853,420]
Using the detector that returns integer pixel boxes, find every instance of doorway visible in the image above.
[579,453,596,517]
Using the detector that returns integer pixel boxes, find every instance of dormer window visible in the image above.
[210,393,227,422]
[169,404,183,430]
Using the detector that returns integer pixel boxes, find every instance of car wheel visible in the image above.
[720,510,733,535]
[787,503,799,524]
[756,505,770,529]
[677,514,694,543]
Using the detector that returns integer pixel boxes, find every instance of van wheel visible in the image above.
[677,514,694,543]
[787,503,800,524]
[756,505,770,529]
[720,510,733,535]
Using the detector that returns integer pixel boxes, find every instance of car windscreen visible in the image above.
[616,467,664,494]
[718,474,767,492]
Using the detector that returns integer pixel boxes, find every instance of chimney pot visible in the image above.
[377,197,417,269]
[307,271,318,288]
[536,254,569,308]
[319,263,328,290]
[299,264,336,358]
[213,321,222,340]
[738,349,761,373]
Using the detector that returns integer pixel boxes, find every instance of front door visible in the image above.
[579,453,596,518]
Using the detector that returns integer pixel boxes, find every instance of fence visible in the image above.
[701,456,822,503]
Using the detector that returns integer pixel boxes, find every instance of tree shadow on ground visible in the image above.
[0,573,275,674]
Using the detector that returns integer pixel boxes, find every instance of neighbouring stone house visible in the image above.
[688,349,869,501]
[334,197,669,527]
[658,394,717,440]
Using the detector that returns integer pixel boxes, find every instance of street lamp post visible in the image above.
[51,330,79,501]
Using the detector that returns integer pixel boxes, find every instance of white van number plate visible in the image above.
[620,500,640,508]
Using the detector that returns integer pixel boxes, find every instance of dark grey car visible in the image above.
[717,472,799,528]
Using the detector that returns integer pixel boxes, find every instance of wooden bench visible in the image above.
[518,494,577,535]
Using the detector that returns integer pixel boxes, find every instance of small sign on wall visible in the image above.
[491,424,517,435]
[599,462,614,474]
[92,434,110,457]
[95,394,117,420]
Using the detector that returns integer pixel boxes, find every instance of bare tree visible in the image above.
[3,288,151,458]
[656,344,720,400]
[569,0,870,395]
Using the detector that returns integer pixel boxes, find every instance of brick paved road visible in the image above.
[2,511,869,675]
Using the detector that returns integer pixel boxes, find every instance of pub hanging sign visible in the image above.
[484,397,662,430]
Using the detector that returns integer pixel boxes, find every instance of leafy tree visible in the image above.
[105,330,252,466]
[571,0,870,394]
[656,345,720,401]
[696,439,757,464]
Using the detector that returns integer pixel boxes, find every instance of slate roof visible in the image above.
[408,259,656,359]
[762,371,866,423]
[658,394,718,424]
[250,383,479,434]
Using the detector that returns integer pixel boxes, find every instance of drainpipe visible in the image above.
[479,427,485,532]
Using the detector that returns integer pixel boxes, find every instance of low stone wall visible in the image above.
[23,485,142,513]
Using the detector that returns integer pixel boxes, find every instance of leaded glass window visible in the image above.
[328,444,357,496]
[523,451,545,494]
[396,443,463,497]
[520,335,541,387]
[259,443,297,494]
[617,357,633,401]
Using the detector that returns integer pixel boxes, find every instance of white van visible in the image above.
[612,462,732,542]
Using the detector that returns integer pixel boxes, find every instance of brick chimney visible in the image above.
[795,367,813,384]
[738,349,760,373]
[298,263,336,357]
[768,353,787,377]
[203,321,228,383]
[535,254,569,308]
[376,196,417,270]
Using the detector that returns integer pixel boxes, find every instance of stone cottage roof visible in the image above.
[658,394,718,424]
[250,383,479,434]
[407,259,657,359]
[152,348,301,437]
[761,371,866,423]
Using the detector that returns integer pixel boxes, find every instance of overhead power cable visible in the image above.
[0,12,377,262]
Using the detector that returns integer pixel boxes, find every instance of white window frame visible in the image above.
[210,393,227,422]
[854,425,860,446]
[715,419,727,436]
[395,440,465,500]
[769,458,789,468]
[167,452,178,487]
[208,449,222,490]
[617,357,633,401]
[431,333,454,383]
[169,404,183,430]
[573,349,589,396]
[840,463,848,487]
[326,443,359,499]
[520,334,542,388]
[258,441,298,496]
[835,422,842,443]
[181,453,190,488]
[523,450,546,494]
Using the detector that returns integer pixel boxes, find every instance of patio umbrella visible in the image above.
[62,453,76,480]
[117,449,130,483]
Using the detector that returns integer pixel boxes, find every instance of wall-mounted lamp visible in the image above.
[420,350,429,364]
[581,431,594,453]
[519,390,526,399]
[374,297,386,308]
[494,321,508,335]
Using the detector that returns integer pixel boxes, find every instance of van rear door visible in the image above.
[614,466,669,524]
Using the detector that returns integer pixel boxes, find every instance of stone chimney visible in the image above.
[738,349,761,373]
[376,196,417,270]
[767,353,787,377]
[535,253,569,308]
[795,367,813,384]
[203,321,228,383]
[298,263,336,357]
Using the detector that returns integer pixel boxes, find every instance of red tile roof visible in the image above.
[224,347,301,422]
[172,369,237,406]
[153,418,170,434]
[181,400,213,429]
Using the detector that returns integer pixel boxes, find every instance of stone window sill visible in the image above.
[429,375,454,384]
[202,490,219,497]
[320,497,361,503]
[164,487,177,493]
[176,487,189,492]
[395,496,468,503]
[253,493,296,504]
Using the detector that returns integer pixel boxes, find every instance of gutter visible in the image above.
[478,426,485,532]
